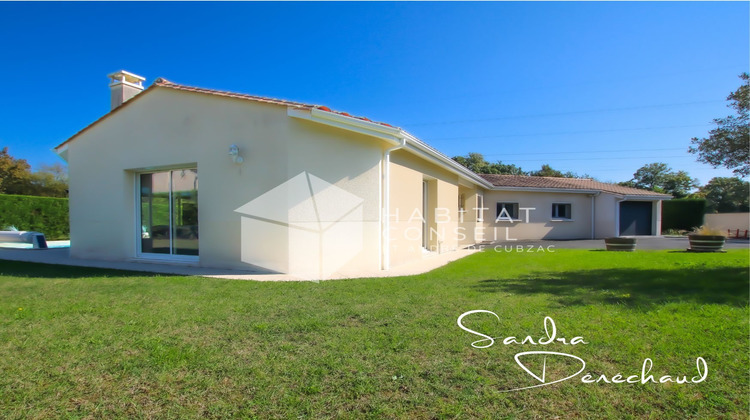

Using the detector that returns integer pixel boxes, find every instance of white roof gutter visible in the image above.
[399,132,494,188]
[288,107,404,144]
[287,108,493,189]
[616,194,673,201]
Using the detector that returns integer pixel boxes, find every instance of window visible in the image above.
[552,203,572,220]
[496,202,519,220]
[476,194,484,221]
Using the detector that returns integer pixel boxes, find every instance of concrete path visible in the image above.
[1,237,745,281]
[0,247,479,282]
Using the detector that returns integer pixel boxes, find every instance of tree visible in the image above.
[0,147,31,194]
[529,164,580,178]
[25,172,68,197]
[530,164,591,178]
[39,162,68,183]
[24,163,68,197]
[697,177,750,213]
[0,148,68,197]
[453,153,526,175]
[625,162,699,198]
[452,154,592,178]
[689,73,749,176]
[661,170,700,199]
[453,153,492,173]
[629,162,670,190]
[530,164,564,177]
[491,161,526,175]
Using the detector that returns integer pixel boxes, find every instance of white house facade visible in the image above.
[54,71,670,278]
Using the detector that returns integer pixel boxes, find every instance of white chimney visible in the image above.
[108,70,145,110]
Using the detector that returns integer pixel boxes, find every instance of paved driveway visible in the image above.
[483,236,749,250]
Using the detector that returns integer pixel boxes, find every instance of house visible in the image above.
[54,71,670,278]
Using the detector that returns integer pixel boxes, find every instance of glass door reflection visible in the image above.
[139,169,198,257]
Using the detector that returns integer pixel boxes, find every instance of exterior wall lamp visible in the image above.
[229,144,244,164]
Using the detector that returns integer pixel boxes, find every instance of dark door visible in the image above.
[619,201,653,236]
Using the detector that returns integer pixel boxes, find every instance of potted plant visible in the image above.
[688,226,727,252]
[604,237,637,251]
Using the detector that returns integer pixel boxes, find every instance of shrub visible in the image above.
[662,199,706,231]
[692,225,727,236]
[0,194,69,239]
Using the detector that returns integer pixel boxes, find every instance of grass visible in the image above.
[0,249,748,419]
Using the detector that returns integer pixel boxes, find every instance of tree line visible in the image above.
[0,147,68,198]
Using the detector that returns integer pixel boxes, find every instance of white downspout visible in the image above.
[382,137,407,270]
[589,192,600,239]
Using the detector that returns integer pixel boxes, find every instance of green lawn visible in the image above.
[0,249,748,419]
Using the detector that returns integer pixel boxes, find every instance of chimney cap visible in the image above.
[107,70,145,87]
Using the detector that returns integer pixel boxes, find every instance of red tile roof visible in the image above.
[154,78,397,128]
[55,78,397,151]
[479,174,672,197]
[153,78,316,109]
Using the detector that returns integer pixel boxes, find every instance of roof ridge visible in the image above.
[151,78,400,128]
[153,78,318,108]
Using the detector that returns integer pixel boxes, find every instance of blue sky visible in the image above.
[0,2,747,185]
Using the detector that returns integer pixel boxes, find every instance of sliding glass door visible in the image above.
[139,169,198,258]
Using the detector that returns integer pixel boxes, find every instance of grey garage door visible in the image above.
[619,201,653,236]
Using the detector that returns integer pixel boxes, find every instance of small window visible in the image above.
[459,193,465,212]
[496,202,519,220]
[476,195,484,221]
[552,203,572,219]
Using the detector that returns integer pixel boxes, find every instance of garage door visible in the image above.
[619,201,653,236]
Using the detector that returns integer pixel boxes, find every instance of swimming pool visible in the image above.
[0,240,70,249]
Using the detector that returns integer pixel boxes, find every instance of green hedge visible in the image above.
[662,199,706,231]
[0,194,69,240]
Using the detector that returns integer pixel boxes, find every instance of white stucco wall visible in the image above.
[458,185,482,247]
[65,87,386,275]
[388,150,471,267]
[594,193,619,238]
[595,194,663,238]
[477,191,664,240]
[703,212,749,231]
[480,190,595,241]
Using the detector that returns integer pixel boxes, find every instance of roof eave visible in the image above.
[289,108,494,189]
[620,194,673,200]
[288,107,403,143]
[400,132,494,188]
[54,83,159,153]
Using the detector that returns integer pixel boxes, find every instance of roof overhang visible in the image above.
[55,143,69,162]
[53,83,161,160]
[288,107,403,143]
[619,194,672,201]
[288,107,494,189]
